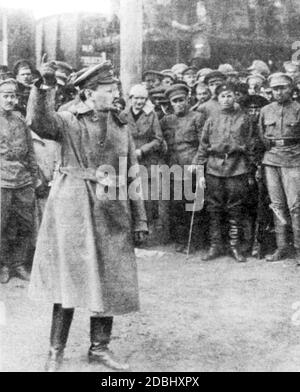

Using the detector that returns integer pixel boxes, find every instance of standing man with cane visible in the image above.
[26,60,148,372]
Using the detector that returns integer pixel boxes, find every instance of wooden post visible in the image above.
[2,11,8,65]
[120,0,143,97]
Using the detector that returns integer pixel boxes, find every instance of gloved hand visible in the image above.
[39,54,57,87]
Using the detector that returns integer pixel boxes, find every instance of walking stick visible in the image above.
[186,181,203,259]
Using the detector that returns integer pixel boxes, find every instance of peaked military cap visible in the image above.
[73,61,118,89]
[215,82,236,96]
[204,71,226,85]
[165,83,190,100]
[268,73,294,88]
[142,70,164,80]
[0,78,18,92]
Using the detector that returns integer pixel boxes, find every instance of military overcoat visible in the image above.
[26,86,147,314]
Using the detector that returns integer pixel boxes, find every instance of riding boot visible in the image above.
[88,317,129,371]
[229,219,247,263]
[252,222,263,259]
[266,218,289,262]
[45,304,74,372]
[291,210,300,267]
[202,213,223,261]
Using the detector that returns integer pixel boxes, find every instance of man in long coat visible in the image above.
[120,84,166,242]
[26,61,148,371]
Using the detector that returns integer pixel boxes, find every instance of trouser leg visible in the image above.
[226,175,248,263]
[281,167,300,262]
[88,316,129,370]
[202,175,224,260]
[0,188,13,283]
[265,166,290,261]
[12,186,35,267]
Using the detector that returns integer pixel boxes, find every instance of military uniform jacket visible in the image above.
[194,106,254,177]
[0,109,38,189]
[259,100,300,167]
[160,110,205,166]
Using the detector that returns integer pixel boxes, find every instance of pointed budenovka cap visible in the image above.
[73,60,118,89]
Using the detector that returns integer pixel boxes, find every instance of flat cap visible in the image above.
[142,70,164,80]
[268,72,294,88]
[161,69,176,81]
[204,71,226,84]
[243,94,269,108]
[165,83,190,100]
[54,61,74,86]
[73,61,118,89]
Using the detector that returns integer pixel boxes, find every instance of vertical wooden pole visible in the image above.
[2,11,8,65]
[120,0,143,97]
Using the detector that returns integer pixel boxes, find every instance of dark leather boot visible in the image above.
[45,304,74,372]
[88,317,129,371]
[295,250,300,267]
[266,219,289,262]
[14,265,30,282]
[0,266,10,284]
[229,219,247,263]
[202,213,223,261]
[202,245,222,261]
[291,211,300,267]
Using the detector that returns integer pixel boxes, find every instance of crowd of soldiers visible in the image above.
[2,57,300,286]
[2,55,300,370]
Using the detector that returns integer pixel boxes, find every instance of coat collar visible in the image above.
[73,100,127,126]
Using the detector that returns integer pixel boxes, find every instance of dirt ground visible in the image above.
[1,245,300,372]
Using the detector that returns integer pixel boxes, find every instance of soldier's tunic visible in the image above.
[0,109,38,270]
[259,99,300,252]
[194,106,254,216]
[160,109,205,245]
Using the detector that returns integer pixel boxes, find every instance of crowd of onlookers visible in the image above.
[1,55,300,284]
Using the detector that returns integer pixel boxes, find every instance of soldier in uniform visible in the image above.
[27,61,148,371]
[171,64,189,82]
[13,59,34,116]
[0,79,38,284]
[161,84,205,253]
[192,71,226,120]
[242,94,270,258]
[193,83,255,263]
[142,70,164,91]
[259,73,300,264]
[0,65,13,81]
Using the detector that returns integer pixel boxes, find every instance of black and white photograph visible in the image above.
[1,0,300,373]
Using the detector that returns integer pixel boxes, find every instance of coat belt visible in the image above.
[59,166,126,187]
